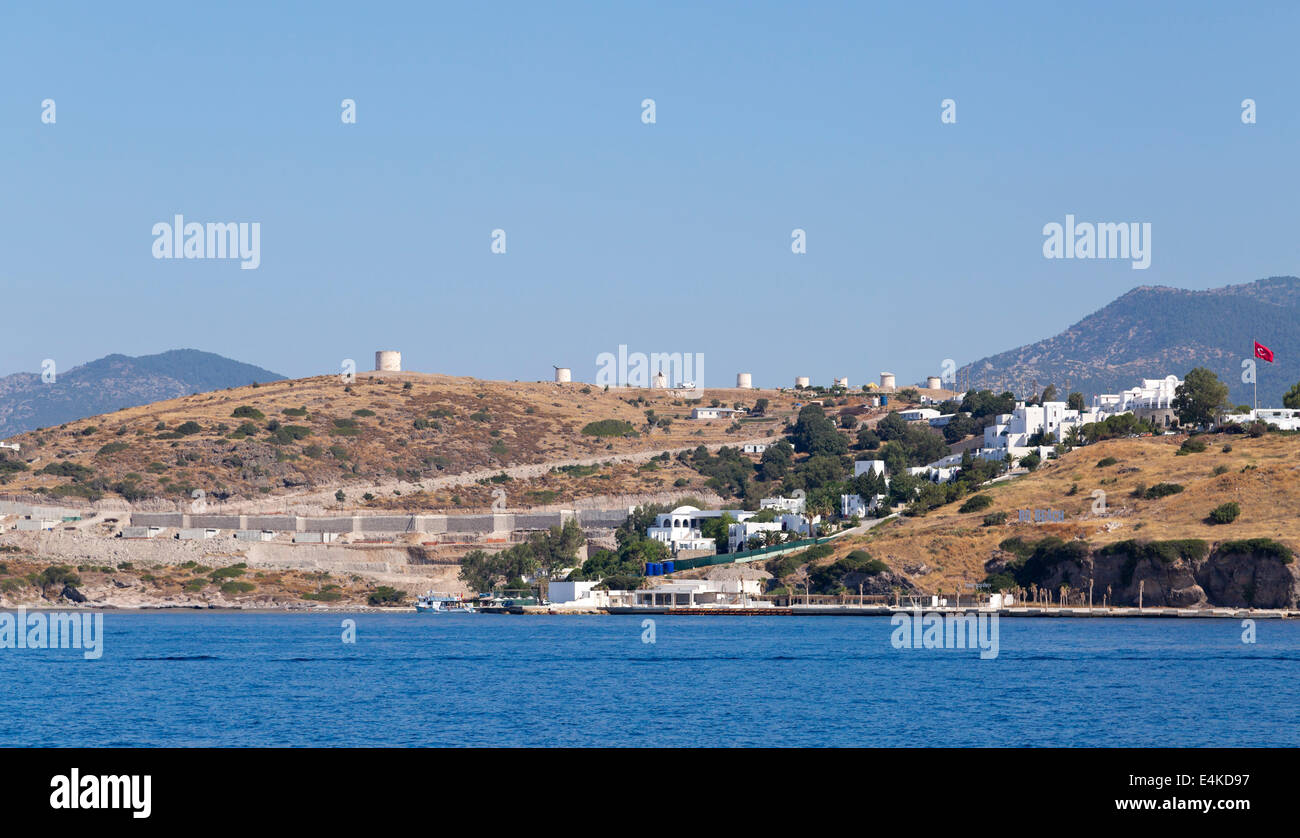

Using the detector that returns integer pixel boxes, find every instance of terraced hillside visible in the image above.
[0,371,803,511]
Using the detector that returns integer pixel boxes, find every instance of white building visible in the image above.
[16,519,58,532]
[726,513,812,552]
[854,460,886,478]
[899,408,941,422]
[760,496,805,514]
[1093,375,1182,416]
[742,443,769,454]
[907,466,958,483]
[632,578,763,607]
[928,413,959,428]
[647,505,738,555]
[841,493,886,517]
[690,407,738,420]
[179,528,220,540]
[978,401,1097,462]
[1220,407,1300,431]
[547,580,611,609]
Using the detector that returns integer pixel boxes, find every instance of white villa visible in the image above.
[648,504,816,556]
[976,400,1101,463]
[1220,407,1300,431]
[646,505,728,555]
[690,407,738,420]
[1093,375,1182,415]
[841,493,886,517]
[854,460,886,478]
[727,513,813,553]
[760,496,805,514]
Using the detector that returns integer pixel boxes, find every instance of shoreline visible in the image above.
[3,603,1295,618]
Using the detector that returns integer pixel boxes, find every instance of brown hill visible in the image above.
[0,372,797,511]
[838,432,1300,597]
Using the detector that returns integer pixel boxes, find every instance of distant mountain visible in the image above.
[0,349,284,437]
[958,277,1300,407]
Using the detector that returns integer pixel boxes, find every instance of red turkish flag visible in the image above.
[1254,341,1275,363]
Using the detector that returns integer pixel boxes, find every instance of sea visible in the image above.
[3,613,1297,747]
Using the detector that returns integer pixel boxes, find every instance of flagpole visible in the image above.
[1254,337,1258,412]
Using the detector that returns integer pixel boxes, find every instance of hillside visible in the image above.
[958,276,1300,406]
[0,371,797,512]
[827,431,1300,602]
[0,349,285,437]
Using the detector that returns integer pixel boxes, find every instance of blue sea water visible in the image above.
[2,613,1296,747]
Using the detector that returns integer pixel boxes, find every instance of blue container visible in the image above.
[663,561,675,574]
[881,394,888,406]
[644,562,662,576]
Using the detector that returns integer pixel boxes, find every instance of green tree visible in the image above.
[1067,392,1086,411]
[790,405,848,456]
[530,517,586,581]
[758,440,794,481]
[1284,381,1300,410]
[1173,367,1229,428]
[458,549,496,593]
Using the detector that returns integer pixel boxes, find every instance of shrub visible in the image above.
[1216,538,1293,563]
[581,419,637,438]
[1141,482,1184,500]
[959,494,993,514]
[282,407,308,417]
[232,406,265,420]
[220,581,256,595]
[37,565,81,588]
[982,511,1008,526]
[175,421,202,435]
[1207,502,1240,525]
[1098,540,1209,585]
[1177,437,1207,455]
[352,408,375,417]
[268,424,312,444]
[1095,457,1119,468]
[368,586,406,606]
[331,418,362,436]
[96,442,130,457]
[38,462,94,481]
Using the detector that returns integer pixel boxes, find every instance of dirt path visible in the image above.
[214,435,782,514]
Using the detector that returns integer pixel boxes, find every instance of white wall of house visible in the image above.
[854,460,886,478]
[1093,375,1182,415]
[1221,408,1300,431]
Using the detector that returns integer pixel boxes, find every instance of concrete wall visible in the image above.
[127,507,633,536]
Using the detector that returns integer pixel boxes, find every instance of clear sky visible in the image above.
[3,1,1298,388]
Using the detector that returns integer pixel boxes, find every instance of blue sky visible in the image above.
[2,1,1298,389]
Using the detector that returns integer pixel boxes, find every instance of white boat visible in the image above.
[414,591,477,613]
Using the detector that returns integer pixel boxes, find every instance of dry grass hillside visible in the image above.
[830,432,1300,594]
[0,372,815,510]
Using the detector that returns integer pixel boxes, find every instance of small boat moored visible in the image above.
[414,591,478,613]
